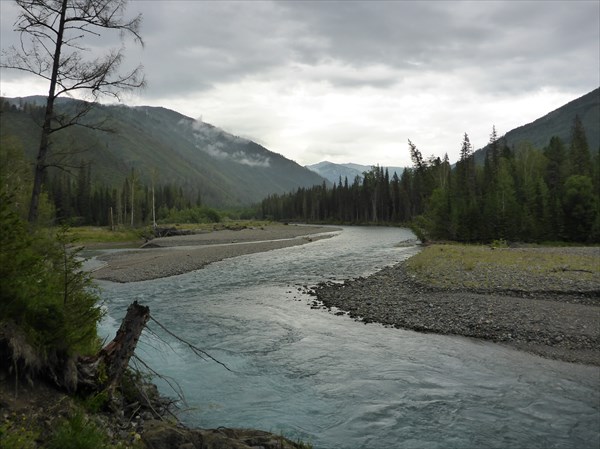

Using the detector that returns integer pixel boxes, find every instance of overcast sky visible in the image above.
[1,0,598,167]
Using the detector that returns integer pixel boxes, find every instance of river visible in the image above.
[95,226,599,449]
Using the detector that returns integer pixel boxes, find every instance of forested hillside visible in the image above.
[262,113,600,243]
[0,96,326,216]
[474,88,599,164]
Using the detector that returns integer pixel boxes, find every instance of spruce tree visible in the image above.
[568,115,592,177]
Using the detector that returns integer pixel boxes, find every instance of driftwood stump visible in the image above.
[101,301,150,388]
[77,301,150,392]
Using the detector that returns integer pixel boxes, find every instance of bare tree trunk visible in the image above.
[77,301,149,392]
[130,173,135,227]
[101,301,150,388]
[152,182,156,229]
[28,0,68,224]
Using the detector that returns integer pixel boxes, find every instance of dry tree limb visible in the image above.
[148,315,233,372]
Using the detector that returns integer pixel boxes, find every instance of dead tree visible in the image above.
[78,300,149,392]
[1,0,145,224]
[100,300,150,388]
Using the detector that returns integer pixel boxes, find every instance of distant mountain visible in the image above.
[474,88,599,163]
[306,161,404,184]
[0,97,326,207]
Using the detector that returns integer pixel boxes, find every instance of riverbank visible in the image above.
[313,244,600,366]
[0,376,311,449]
[91,224,339,283]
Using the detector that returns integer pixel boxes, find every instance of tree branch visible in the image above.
[148,316,233,373]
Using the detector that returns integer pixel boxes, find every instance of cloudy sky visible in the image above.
[1,1,598,167]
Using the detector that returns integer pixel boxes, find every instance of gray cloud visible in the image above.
[1,1,598,166]
[4,1,596,96]
[117,0,599,100]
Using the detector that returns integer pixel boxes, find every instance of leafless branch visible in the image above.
[148,316,233,373]
[131,355,187,408]
[3,0,145,223]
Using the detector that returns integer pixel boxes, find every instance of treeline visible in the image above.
[1,137,218,227]
[261,117,599,243]
[47,166,202,226]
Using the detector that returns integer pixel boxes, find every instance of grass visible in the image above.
[405,243,599,291]
[58,220,278,247]
[62,226,144,245]
[162,218,275,232]
[46,411,109,449]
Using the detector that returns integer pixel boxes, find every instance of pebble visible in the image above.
[314,257,600,366]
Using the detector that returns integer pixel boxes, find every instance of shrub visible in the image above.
[46,412,108,449]
[0,414,38,449]
[160,206,222,224]
[0,188,103,382]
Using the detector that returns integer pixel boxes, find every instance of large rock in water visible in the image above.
[142,420,306,449]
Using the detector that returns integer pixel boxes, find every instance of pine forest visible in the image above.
[261,118,600,243]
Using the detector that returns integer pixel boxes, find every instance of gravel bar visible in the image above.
[313,247,600,366]
[92,225,339,283]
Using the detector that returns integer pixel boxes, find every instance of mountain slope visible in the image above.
[306,161,404,184]
[0,97,326,207]
[475,88,599,163]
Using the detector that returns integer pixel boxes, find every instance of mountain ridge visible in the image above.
[0,97,326,207]
[474,88,599,163]
[2,88,597,208]
[306,161,405,184]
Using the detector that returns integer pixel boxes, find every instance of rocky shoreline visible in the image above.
[312,248,600,366]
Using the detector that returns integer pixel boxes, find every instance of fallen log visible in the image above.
[152,227,193,238]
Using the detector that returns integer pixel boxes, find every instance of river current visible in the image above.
[95,226,599,449]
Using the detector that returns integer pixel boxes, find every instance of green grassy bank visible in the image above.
[405,244,599,292]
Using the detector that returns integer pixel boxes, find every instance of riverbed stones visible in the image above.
[313,255,600,366]
[92,225,340,283]
[142,420,307,449]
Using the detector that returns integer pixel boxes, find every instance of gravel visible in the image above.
[313,248,600,366]
[91,225,339,283]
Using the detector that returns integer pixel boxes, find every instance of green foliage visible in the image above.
[0,188,103,358]
[563,175,597,241]
[160,205,222,224]
[409,215,432,244]
[46,411,109,449]
[119,368,149,405]
[262,115,599,244]
[0,134,55,225]
[474,88,599,163]
[405,244,599,291]
[82,390,110,413]
[259,92,600,244]
[1,97,326,210]
[569,115,592,177]
[0,414,38,449]
[490,238,509,248]
[64,226,143,245]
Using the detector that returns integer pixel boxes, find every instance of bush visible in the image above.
[159,206,222,224]
[46,412,109,449]
[0,415,38,449]
[0,188,103,371]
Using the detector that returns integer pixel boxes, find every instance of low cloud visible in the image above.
[180,118,270,167]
